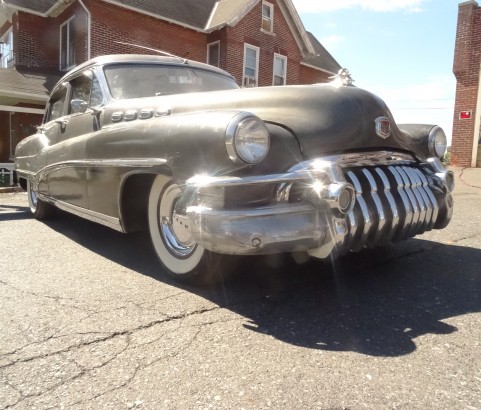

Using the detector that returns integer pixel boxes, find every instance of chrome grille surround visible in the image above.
[285,152,454,255]
[342,163,450,252]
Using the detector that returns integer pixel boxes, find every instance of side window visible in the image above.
[45,86,68,123]
[273,54,287,86]
[60,16,76,71]
[243,44,259,87]
[70,76,91,106]
[207,41,220,67]
[90,75,103,107]
[69,71,103,113]
[262,1,274,33]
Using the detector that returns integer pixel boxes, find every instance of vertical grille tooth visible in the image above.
[342,164,441,252]
[344,211,358,252]
[388,166,414,240]
[346,171,371,251]
[362,168,386,246]
[375,168,399,240]
[395,166,421,237]
[402,166,430,233]
[414,168,439,231]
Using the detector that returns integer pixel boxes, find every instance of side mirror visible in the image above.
[70,99,88,114]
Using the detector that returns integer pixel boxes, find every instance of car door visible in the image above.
[46,70,103,209]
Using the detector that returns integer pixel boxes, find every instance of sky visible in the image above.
[292,0,460,144]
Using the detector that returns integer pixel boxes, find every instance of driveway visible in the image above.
[0,168,480,409]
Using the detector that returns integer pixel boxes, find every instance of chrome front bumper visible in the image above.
[183,153,454,258]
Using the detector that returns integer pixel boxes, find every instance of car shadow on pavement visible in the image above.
[0,204,31,221]
[45,211,481,358]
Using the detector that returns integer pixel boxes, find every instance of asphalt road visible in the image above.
[1,168,480,409]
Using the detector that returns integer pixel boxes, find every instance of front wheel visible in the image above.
[147,175,228,284]
[27,180,55,220]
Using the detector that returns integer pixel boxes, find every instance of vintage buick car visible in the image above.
[15,54,454,283]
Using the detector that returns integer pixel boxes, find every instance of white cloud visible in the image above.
[292,0,426,13]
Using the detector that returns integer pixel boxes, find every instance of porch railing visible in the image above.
[0,163,15,187]
[0,51,16,68]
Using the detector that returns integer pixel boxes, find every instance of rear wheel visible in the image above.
[147,175,227,284]
[27,180,55,220]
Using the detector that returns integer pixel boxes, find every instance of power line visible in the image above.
[391,107,453,110]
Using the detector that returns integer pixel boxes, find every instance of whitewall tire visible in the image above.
[148,175,210,280]
[27,180,55,220]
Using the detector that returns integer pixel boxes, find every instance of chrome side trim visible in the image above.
[38,193,123,232]
[32,158,167,182]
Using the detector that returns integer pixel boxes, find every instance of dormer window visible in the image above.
[262,1,274,33]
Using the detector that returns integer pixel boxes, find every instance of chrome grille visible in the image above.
[344,165,440,250]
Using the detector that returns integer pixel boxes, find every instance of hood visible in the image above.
[107,84,413,158]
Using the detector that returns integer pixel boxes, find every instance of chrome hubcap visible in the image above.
[159,185,196,258]
[30,189,38,208]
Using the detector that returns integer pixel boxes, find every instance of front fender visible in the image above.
[397,124,439,160]
[86,110,302,183]
[14,133,49,177]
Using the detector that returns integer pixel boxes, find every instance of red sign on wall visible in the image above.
[460,110,472,119]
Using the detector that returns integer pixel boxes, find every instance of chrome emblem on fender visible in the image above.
[375,117,391,139]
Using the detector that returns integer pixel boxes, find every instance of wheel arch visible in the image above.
[18,177,28,191]
[119,170,172,233]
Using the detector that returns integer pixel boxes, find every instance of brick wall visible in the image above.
[452,1,481,167]
[16,13,58,70]
[87,0,207,62]
[224,0,302,86]
[6,0,326,87]
[299,65,331,84]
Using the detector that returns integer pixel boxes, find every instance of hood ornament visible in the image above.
[329,68,354,86]
[375,117,391,139]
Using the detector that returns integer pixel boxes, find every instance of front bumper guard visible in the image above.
[185,161,355,258]
[183,156,454,259]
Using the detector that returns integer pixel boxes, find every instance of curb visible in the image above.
[0,186,23,194]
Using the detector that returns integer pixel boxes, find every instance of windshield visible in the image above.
[104,64,239,99]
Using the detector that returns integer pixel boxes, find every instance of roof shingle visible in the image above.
[302,32,341,75]
[3,0,58,15]
[0,67,59,99]
[105,0,219,29]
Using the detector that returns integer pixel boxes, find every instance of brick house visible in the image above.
[452,0,481,167]
[0,0,341,169]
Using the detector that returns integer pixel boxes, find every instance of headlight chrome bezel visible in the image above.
[428,126,447,159]
[225,112,270,164]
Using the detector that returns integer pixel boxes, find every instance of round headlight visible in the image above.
[226,113,270,164]
[428,126,447,158]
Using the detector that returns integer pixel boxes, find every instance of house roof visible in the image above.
[0,67,59,104]
[1,0,72,16]
[102,0,219,30]
[302,32,341,75]
[3,0,340,73]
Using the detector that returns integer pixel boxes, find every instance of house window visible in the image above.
[60,16,76,71]
[207,41,220,67]
[243,44,259,87]
[262,1,274,33]
[0,29,14,68]
[273,54,287,86]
